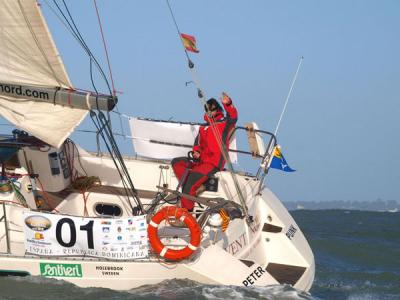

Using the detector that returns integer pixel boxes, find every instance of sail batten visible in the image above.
[0,0,92,148]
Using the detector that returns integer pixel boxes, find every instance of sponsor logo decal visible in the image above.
[40,263,82,278]
[286,224,297,240]
[25,215,51,231]
[34,233,44,240]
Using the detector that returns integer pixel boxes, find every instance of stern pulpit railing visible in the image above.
[0,201,11,254]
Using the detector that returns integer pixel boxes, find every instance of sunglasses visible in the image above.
[205,105,218,112]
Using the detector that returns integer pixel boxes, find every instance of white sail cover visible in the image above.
[0,0,87,148]
[129,118,238,163]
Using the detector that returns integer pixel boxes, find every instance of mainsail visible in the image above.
[0,0,92,148]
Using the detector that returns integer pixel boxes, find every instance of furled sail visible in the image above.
[0,0,90,148]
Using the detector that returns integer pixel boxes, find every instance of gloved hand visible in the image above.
[221,92,232,105]
[192,150,201,159]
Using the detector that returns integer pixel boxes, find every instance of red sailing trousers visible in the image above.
[171,157,218,210]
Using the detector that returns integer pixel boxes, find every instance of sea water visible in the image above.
[0,210,399,300]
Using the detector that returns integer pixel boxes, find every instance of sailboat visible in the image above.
[0,0,314,291]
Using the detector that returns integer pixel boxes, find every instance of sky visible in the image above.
[31,0,400,203]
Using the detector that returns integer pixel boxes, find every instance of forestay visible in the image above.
[0,0,87,148]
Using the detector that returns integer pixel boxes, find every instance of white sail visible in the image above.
[0,0,87,148]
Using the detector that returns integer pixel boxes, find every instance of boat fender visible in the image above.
[147,206,201,260]
[208,213,223,227]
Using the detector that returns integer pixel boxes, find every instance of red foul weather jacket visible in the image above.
[193,100,238,170]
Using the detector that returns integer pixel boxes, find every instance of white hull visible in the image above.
[0,147,314,291]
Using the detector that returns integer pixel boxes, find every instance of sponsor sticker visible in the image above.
[34,233,44,240]
[25,215,51,231]
[286,224,297,240]
[24,212,149,260]
[40,263,83,278]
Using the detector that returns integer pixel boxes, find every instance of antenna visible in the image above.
[274,56,304,136]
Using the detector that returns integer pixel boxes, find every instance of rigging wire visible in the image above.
[92,0,122,128]
[43,0,141,214]
[93,0,116,97]
[45,0,113,96]
[165,0,194,69]
[90,110,144,215]
[274,56,304,136]
[60,0,112,95]
[256,57,304,194]
[165,0,204,100]
[164,1,251,222]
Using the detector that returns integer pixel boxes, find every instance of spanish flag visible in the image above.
[181,33,199,53]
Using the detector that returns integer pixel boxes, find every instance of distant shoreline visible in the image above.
[284,200,399,212]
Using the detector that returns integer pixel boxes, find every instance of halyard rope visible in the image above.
[165,0,250,222]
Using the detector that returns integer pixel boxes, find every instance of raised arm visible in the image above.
[222,92,238,124]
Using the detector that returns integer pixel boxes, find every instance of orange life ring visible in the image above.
[147,206,201,260]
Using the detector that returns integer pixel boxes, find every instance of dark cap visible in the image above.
[205,98,223,112]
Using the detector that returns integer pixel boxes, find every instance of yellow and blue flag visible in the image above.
[270,146,295,172]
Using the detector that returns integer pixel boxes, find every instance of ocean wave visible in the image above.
[0,276,313,300]
[131,279,313,300]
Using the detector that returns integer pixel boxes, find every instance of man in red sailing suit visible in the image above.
[171,93,238,211]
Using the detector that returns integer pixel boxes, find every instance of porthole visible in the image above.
[94,203,122,217]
